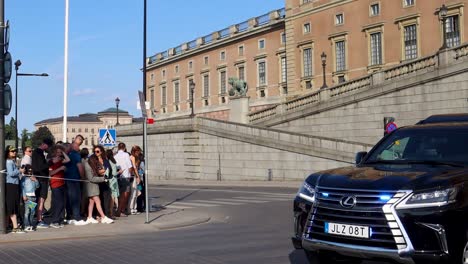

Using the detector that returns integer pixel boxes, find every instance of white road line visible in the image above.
[190,200,244,205]
[174,202,219,207]
[257,194,293,198]
[150,186,295,196]
[229,197,278,203]
[165,205,194,209]
[213,198,268,204]
[234,196,291,202]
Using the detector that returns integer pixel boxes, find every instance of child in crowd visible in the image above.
[21,174,39,231]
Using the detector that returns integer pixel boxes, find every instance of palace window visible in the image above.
[174,82,180,104]
[404,24,418,60]
[281,56,287,83]
[220,70,227,95]
[335,14,344,25]
[258,61,266,86]
[161,85,167,106]
[303,48,312,77]
[370,32,382,65]
[370,3,380,16]
[446,15,460,48]
[335,40,346,72]
[203,74,210,97]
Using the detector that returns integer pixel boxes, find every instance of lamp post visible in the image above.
[115,97,120,125]
[189,80,195,118]
[439,4,448,50]
[320,52,328,89]
[14,59,49,150]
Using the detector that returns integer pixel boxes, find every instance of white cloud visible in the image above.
[73,88,97,96]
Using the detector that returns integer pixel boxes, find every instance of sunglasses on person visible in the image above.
[94,150,101,154]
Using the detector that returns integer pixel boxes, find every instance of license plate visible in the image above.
[325,222,370,239]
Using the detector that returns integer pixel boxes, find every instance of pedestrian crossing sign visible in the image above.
[99,128,116,147]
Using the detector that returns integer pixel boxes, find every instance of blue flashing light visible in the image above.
[379,195,391,201]
[370,227,373,237]
[322,192,330,197]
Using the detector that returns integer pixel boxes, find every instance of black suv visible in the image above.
[292,114,468,264]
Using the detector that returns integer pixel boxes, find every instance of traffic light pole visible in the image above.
[0,0,7,234]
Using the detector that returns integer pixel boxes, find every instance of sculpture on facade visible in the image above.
[228,77,248,96]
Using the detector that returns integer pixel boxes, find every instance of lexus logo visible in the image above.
[340,196,357,208]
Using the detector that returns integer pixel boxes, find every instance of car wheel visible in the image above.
[304,250,362,264]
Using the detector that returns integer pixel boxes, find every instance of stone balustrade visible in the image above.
[286,90,320,110]
[329,76,372,98]
[248,105,278,123]
[384,55,438,81]
[454,42,468,60]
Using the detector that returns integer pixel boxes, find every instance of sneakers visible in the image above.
[74,220,88,226]
[50,223,64,229]
[11,228,25,234]
[24,226,35,232]
[36,221,49,229]
[86,217,99,224]
[67,219,77,225]
[101,216,114,224]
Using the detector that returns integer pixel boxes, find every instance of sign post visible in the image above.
[138,91,150,224]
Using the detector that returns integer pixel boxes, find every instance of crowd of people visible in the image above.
[4,135,146,234]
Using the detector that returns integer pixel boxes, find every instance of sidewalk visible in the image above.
[153,179,302,188]
[0,208,210,243]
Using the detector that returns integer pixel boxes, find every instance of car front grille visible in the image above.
[304,187,409,250]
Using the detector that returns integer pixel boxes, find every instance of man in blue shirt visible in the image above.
[65,135,87,226]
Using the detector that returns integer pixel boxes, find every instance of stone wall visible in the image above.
[117,118,367,182]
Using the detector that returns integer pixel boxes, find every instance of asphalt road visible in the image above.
[0,185,389,264]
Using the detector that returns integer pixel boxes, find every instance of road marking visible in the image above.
[149,186,295,197]
[213,198,268,204]
[257,193,293,198]
[174,202,219,207]
[190,200,244,205]
[234,196,291,202]
[164,205,194,209]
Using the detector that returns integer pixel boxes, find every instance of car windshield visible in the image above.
[365,127,468,166]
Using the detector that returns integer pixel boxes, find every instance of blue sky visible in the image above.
[6,0,284,133]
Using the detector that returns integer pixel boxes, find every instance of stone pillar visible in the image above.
[229,96,250,124]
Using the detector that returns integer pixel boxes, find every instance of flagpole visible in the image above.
[63,0,69,142]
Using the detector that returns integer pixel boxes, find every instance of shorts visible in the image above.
[36,179,49,199]
[118,177,133,193]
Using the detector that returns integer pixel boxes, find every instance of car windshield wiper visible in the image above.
[404,160,466,168]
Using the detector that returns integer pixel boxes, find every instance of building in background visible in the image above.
[34,108,135,149]
[149,0,465,120]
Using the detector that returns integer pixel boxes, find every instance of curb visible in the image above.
[153,180,302,188]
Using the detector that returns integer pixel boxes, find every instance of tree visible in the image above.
[21,129,32,150]
[31,126,55,149]
[5,117,16,140]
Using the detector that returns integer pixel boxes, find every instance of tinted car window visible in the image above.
[366,127,468,165]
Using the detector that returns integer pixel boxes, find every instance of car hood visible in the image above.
[310,164,468,191]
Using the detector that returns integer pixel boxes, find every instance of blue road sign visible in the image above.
[99,128,116,147]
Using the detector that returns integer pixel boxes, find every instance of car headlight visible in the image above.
[297,182,315,203]
[396,187,459,209]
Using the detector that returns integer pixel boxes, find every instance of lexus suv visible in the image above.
[292,114,468,264]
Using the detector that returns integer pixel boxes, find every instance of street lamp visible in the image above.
[14,60,49,150]
[320,52,328,89]
[439,4,448,50]
[115,97,120,125]
[189,80,195,118]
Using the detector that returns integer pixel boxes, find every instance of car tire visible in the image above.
[304,250,362,264]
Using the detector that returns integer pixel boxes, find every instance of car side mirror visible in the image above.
[355,151,368,164]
